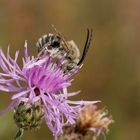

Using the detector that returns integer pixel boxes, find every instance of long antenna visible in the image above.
[78,28,93,65]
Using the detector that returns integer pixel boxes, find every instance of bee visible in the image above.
[36,28,93,72]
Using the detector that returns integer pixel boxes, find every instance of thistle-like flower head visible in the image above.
[61,104,113,140]
[0,42,97,137]
[78,104,114,136]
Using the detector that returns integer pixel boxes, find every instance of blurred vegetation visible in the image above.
[0,0,140,140]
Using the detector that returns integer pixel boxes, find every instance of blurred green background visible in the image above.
[0,0,140,140]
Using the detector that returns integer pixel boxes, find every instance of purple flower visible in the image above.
[0,42,98,137]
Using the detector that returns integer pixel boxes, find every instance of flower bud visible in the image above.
[14,101,44,130]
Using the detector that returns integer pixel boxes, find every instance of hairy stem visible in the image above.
[14,128,24,140]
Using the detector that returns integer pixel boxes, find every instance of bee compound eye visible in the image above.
[67,63,75,70]
[67,66,73,70]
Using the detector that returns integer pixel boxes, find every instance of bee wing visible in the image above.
[68,40,80,58]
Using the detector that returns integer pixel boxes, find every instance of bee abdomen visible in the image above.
[36,35,50,51]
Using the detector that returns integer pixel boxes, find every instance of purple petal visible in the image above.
[12,90,29,100]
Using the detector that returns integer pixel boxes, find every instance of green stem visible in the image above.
[14,128,24,140]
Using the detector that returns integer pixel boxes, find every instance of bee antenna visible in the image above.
[51,25,59,34]
[51,25,63,38]
[78,28,93,65]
